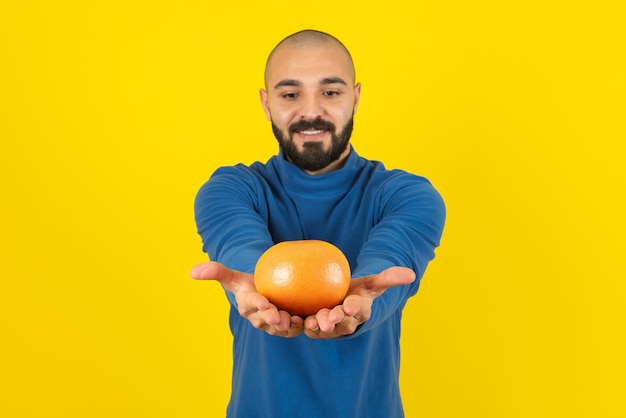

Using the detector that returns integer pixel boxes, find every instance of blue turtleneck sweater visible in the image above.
[194,146,445,418]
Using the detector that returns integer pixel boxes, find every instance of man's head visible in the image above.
[260,30,361,175]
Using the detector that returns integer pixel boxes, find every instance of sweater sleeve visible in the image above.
[194,166,275,305]
[349,173,446,336]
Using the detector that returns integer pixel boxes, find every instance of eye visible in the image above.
[281,92,299,100]
[323,90,340,97]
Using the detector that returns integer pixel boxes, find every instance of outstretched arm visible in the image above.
[191,261,304,338]
[334,175,445,337]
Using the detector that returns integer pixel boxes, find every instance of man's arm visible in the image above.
[194,166,274,275]
[194,166,305,336]
[306,174,446,339]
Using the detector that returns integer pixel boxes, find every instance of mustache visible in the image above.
[288,118,336,134]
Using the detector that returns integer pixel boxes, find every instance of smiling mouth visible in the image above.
[298,129,325,136]
[289,117,335,139]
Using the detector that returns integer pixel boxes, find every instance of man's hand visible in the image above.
[191,261,304,338]
[303,266,416,339]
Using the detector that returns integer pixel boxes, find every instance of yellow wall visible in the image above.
[2,1,624,417]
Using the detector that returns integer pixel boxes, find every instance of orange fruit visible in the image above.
[254,240,351,317]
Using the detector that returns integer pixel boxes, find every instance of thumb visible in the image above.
[190,261,227,281]
[364,266,416,296]
[191,261,256,296]
[380,266,416,287]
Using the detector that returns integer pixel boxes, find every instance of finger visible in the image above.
[316,309,337,333]
[192,261,256,296]
[327,305,346,324]
[304,314,359,339]
[262,315,303,338]
[342,294,366,318]
[263,307,283,327]
[343,294,371,322]
[303,326,321,339]
[353,267,416,298]
[285,324,303,338]
[191,261,252,283]
[317,306,348,334]
[290,315,304,328]
[272,310,292,332]
[238,290,272,315]
[190,261,224,280]
[374,266,416,289]
[304,315,320,332]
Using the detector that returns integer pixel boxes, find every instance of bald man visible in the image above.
[261,30,359,175]
[193,30,446,417]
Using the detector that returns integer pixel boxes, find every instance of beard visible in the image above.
[271,116,354,172]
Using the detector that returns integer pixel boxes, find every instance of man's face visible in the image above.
[260,43,361,175]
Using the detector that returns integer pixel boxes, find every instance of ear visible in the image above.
[352,82,362,115]
[259,88,272,121]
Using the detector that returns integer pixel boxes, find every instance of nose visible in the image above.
[299,94,323,119]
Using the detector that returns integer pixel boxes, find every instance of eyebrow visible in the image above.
[274,79,301,89]
[274,77,348,89]
[320,77,348,86]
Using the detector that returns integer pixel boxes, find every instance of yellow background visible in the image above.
[1,1,624,417]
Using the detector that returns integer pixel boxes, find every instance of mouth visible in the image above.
[295,129,328,140]
[298,129,325,136]
[289,118,335,141]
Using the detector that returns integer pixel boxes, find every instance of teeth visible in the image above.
[299,130,323,135]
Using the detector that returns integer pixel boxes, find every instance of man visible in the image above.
[192,30,445,417]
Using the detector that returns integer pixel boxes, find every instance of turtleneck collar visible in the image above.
[275,145,363,198]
